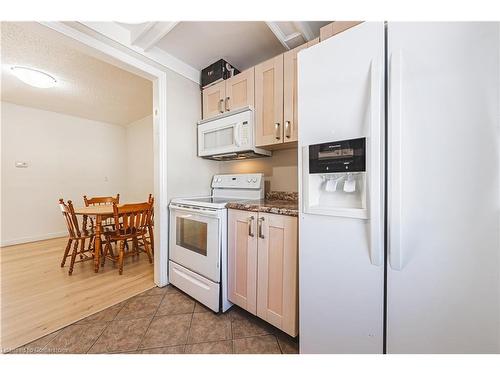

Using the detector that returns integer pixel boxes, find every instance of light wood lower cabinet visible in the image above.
[227,209,298,337]
[227,209,258,314]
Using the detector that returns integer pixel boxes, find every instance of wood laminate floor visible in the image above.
[1,236,154,352]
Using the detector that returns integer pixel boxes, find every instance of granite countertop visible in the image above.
[226,191,298,217]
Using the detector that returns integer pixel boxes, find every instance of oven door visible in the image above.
[169,204,221,282]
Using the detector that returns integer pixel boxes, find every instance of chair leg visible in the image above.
[87,236,94,253]
[118,240,125,275]
[61,238,72,267]
[108,240,116,261]
[80,238,86,259]
[143,235,153,264]
[68,239,79,275]
[148,225,154,255]
[132,237,139,256]
[101,240,109,267]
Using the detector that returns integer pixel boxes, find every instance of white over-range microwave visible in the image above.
[197,106,271,160]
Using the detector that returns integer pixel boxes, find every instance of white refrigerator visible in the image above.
[298,22,500,354]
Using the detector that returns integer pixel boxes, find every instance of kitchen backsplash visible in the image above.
[218,148,298,193]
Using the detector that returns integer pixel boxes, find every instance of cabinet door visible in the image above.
[227,209,258,314]
[254,55,284,147]
[225,68,254,112]
[320,21,363,42]
[283,44,307,143]
[256,212,298,336]
[306,37,319,48]
[202,80,225,119]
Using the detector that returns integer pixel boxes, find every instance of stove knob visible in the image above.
[252,178,257,183]
[247,178,252,183]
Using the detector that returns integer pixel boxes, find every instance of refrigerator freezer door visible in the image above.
[387,22,500,353]
[298,22,385,353]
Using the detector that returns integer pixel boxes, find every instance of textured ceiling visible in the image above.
[154,22,288,71]
[1,22,152,126]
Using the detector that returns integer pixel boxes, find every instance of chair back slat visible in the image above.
[84,194,120,207]
[59,199,81,237]
[112,202,152,235]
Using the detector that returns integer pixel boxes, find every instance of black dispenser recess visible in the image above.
[309,137,366,174]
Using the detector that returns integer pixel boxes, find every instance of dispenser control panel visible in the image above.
[309,137,366,173]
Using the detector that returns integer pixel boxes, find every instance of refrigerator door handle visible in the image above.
[369,59,383,267]
[389,50,404,271]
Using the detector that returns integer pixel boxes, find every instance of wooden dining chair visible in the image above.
[58,199,95,275]
[138,194,154,254]
[101,202,153,275]
[83,194,120,230]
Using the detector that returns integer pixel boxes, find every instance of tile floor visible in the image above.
[9,285,299,354]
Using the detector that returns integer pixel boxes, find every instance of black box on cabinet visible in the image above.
[201,59,240,89]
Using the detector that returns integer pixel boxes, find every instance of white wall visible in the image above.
[1,102,127,246]
[219,148,298,193]
[125,115,154,202]
[165,69,219,202]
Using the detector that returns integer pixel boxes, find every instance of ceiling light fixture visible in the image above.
[10,66,57,88]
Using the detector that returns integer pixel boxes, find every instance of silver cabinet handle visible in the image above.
[218,99,224,113]
[225,97,230,112]
[258,217,265,239]
[248,216,255,237]
[285,120,291,139]
[274,123,281,140]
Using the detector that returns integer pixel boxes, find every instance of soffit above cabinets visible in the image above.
[1,22,153,126]
[80,21,330,83]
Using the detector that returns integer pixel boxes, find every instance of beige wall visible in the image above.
[0,102,128,246]
[125,115,153,202]
[218,148,298,193]
[166,69,219,202]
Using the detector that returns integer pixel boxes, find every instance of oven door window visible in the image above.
[176,217,208,256]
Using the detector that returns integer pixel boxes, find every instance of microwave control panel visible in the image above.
[239,121,250,146]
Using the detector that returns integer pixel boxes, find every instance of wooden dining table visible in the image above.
[74,205,114,273]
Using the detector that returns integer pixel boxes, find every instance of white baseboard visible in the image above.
[1,231,67,247]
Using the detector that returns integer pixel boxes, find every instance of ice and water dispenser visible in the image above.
[303,137,368,219]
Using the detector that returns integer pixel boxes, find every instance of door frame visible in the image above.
[39,22,169,286]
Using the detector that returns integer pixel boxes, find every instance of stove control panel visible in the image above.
[211,173,263,189]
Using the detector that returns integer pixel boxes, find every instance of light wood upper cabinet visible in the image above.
[228,209,258,315]
[307,37,319,48]
[228,209,298,337]
[202,80,225,119]
[225,68,254,112]
[283,44,307,143]
[320,21,363,42]
[256,212,298,337]
[255,55,284,147]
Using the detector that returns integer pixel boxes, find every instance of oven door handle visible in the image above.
[170,205,221,219]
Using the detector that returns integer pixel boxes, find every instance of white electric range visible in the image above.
[168,173,264,312]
